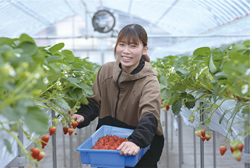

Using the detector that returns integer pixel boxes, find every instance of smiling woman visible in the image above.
[114,24,149,74]
[72,24,164,167]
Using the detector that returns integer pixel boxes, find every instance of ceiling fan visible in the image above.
[92,10,116,33]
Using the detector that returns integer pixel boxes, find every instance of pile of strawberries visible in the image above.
[195,128,244,162]
[92,135,128,150]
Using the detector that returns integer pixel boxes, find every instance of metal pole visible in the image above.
[63,127,66,167]
[18,124,24,168]
[70,135,73,168]
[52,110,57,168]
[200,102,204,168]
[193,128,196,168]
[78,129,82,168]
[178,115,183,168]
[244,114,250,168]
[165,111,169,168]
[213,131,216,168]
[171,112,173,150]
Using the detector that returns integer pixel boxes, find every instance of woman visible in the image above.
[72,24,164,167]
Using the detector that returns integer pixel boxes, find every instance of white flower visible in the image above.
[169,67,175,73]
[199,66,208,75]
[65,74,68,78]
[63,70,67,74]
[15,53,21,57]
[42,65,50,70]
[241,84,249,94]
[34,73,40,79]
[245,68,250,76]
[3,62,16,77]
[43,78,48,84]
[195,73,199,80]
[56,81,61,86]
[72,73,75,77]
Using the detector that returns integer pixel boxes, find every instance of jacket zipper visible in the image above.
[115,70,122,119]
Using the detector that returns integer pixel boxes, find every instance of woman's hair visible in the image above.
[114,24,150,62]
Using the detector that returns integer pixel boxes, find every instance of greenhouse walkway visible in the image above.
[35,111,244,168]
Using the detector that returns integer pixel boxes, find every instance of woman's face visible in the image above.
[115,39,148,74]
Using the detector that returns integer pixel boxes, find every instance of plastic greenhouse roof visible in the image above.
[0,0,250,58]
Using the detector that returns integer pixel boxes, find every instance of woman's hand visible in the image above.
[117,141,140,156]
[71,114,84,123]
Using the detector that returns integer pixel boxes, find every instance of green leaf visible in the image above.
[172,100,182,115]
[193,47,210,56]
[170,83,186,92]
[159,83,166,90]
[46,56,61,62]
[185,101,195,109]
[242,106,250,115]
[61,50,75,62]
[212,85,220,102]
[209,55,217,74]
[24,106,48,134]
[19,42,38,56]
[0,37,13,46]
[69,88,83,100]
[49,43,65,54]
[79,83,93,95]
[79,96,89,105]
[32,50,45,64]
[168,92,181,105]
[55,97,71,110]
[20,34,35,44]
[4,139,12,153]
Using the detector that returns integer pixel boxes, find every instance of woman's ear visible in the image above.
[142,46,148,55]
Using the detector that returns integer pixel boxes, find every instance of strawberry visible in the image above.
[165,104,170,111]
[200,136,206,141]
[219,145,227,156]
[63,127,68,135]
[71,119,78,129]
[195,129,201,137]
[68,110,71,114]
[205,133,211,141]
[68,128,74,136]
[37,151,45,161]
[189,115,195,123]
[41,135,50,149]
[53,118,59,127]
[232,149,241,161]
[230,140,238,153]
[61,119,66,126]
[30,147,40,159]
[237,142,244,152]
[49,126,56,136]
[200,129,205,137]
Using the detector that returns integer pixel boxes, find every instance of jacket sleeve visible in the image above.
[76,101,99,128]
[75,66,103,128]
[128,78,162,148]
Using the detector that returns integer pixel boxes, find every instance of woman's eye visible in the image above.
[119,43,124,46]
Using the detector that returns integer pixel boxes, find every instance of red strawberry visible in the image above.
[219,145,227,156]
[68,128,74,136]
[195,129,201,137]
[37,151,45,161]
[165,104,170,111]
[49,126,56,136]
[30,147,40,159]
[63,127,68,135]
[200,136,206,141]
[230,140,238,153]
[237,142,244,152]
[205,133,211,141]
[41,135,50,149]
[232,149,241,161]
[200,129,205,137]
[189,115,195,123]
[71,119,78,129]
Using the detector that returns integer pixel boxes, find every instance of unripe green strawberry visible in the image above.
[54,118,59,127]
[189,115,195,123]
[61,119,66,126]
[232,150,241,161]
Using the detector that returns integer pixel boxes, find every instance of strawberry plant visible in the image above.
[0,34,100,163]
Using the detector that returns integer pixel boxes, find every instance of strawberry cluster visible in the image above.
[219,140,244,161]
[92,135,128,150]
[195,129,211,141]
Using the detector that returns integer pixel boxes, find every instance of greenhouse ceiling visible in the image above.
[1,0,250,58]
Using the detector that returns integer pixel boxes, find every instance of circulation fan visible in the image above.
[92,10,116,33]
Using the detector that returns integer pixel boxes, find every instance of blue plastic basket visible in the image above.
[77,125,150,168]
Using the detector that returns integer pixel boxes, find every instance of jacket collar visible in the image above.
[113,57,158,86]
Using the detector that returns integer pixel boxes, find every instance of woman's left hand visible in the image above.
[117,141,140,156]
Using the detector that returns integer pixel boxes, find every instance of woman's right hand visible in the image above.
[71,114,84,123]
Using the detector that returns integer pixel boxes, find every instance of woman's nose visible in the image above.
[123,46,130,54]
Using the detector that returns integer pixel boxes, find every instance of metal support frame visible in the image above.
[165,111,169,168]
[193,128,197,168]
[178,115,183,168]
[244,114,250,168]
[52,110,57,168]
[213,131,216,168]
[200,102,204,168]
